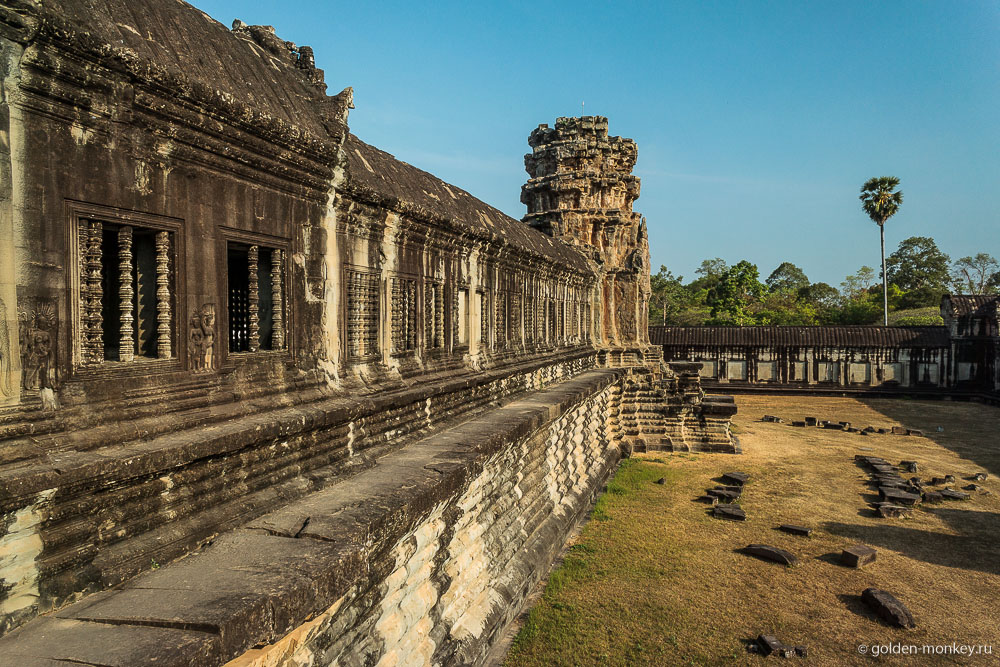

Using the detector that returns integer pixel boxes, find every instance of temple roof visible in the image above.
[649,326,951,348]
[343,134,593,272]
[943,295,999,317]
[18,0,337,143]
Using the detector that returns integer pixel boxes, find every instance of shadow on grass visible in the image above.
[823,507,1000,576]
[858,398,1000,477]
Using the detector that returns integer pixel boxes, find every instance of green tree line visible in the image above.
[649,237,1000,327]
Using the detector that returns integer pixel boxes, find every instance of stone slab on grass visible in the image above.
[713,504,746,521]
[840,545,877,568]
[743,544,798,566]
[862,588,916,628]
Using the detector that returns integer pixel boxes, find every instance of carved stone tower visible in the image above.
[522,116,651,350]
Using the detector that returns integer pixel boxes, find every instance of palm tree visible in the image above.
[860,177,903,325]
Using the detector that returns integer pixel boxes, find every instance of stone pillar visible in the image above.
[271,249,284,350]
[155,231,171,359]
[247,245,259,352]
[86,221,104,364]
[118,226,134,362]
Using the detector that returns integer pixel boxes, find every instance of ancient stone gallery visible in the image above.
[0,1,735,664]
[651,294,999,399]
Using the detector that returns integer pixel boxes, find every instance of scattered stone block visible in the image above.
[879,488,921,505]
[708,488,740,502]
[655,477,666,485]
[839,421,851,428]
[762,415,782,423]
[876,503,912,518]
[891,426,907,435]
[943,474,956,483]
[757,635,795,657]
[907,429,924,437]
[877,428,889,435]
[840,544,877,568]
[859,430,869,436]
[900,460,918,473]
[694,495,718,505]
[963,484,984,492]
[972,472,988,482]
[862,426,876,433]
[795,646,808,658]
[804,417,817,426]
[713,504,746,521]
[791,420,806,427]
[721,471,749,486]
[743,544,798,566]
[823,422,845,430]
[922,491,943,504]
[939,488,970,500]
[862,588,916,628]
[778,524,812,537]
[929,477,946,486]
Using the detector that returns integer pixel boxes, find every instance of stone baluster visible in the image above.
[155,231,171,358]
[271,249,284,349]
[119,226,134,362]
[87,221,103,364]
[79,220,91,362]
[247,245,259,352]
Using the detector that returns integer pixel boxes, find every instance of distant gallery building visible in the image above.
[651,294,999,401]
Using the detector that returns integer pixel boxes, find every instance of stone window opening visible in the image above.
[425,281,444,349]
[227,243,286,354]
[478,290,489,349]
[78,219,174,365]
[345,267,380,360]
[457,287,469,347]
[495,291,507,349]
[391,277,417,354]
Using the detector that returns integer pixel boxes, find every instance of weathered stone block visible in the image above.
[743,544,798,566]
[721,471,749,486]
[713,504,746,521]
[840,544,877,568]
[879,487,921,505]
[876,503,913,518]
[862,588,915,628]
[778,524,812,537]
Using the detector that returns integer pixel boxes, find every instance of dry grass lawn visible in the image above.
[503,396,1000,666]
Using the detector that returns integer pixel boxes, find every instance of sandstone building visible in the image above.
[0,1,735,664]
[652,295,999,401]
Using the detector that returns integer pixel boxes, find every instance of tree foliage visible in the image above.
[648,237,995,328]
[952,253,999,295]
[766,262,809,293]
[859,177,903,227]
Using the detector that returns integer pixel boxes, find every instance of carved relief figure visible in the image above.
[18,300,56,400]
[189,304,217,372]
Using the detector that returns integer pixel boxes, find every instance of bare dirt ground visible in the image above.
[504,395,1000,666]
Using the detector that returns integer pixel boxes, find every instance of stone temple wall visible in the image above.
[651,296,1000,402]
[0,0,736,659]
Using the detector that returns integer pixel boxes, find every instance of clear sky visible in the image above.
[196,0,998,287]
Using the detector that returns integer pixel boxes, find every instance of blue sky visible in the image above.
[197,0,998,287]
